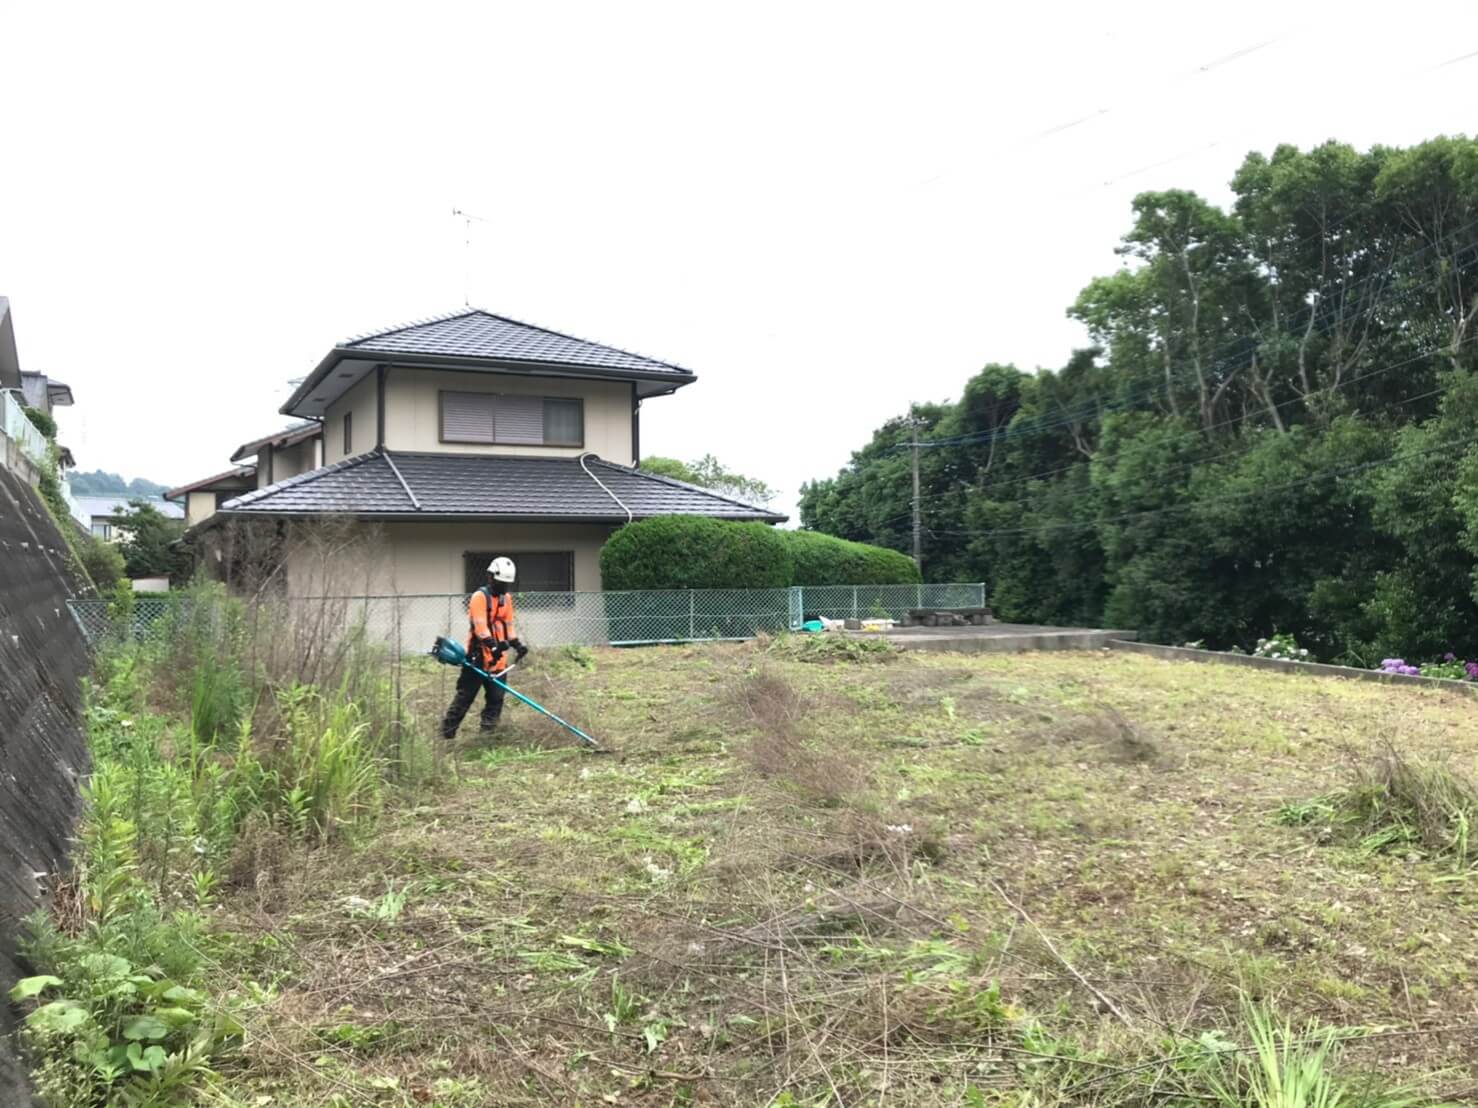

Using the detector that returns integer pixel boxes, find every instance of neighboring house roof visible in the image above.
[213,450,785,524]
[283,308,698,418]
[20,372,74,409]
[230,422,321,463]
[164,466,256,501]
[75,496,186,522]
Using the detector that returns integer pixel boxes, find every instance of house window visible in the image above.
[92,521,113,540]
[440,392,585,448]
[343,411,353,455]
[463,551,575,594]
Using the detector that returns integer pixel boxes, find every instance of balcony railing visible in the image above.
[1,388,51,467]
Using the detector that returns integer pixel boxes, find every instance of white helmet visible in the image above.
[487,556,517,583]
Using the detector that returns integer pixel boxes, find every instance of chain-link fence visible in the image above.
[68,596,175,644]
[69,583,987,650]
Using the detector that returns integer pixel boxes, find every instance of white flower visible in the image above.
[886,824,913,835]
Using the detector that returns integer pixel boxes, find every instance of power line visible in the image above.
[904,211,1478,452]
[834,217,1478,489]
[926,428,1478,540]
[864,328,1477,528]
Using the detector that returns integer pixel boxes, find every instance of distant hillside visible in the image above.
[67,470,171,498]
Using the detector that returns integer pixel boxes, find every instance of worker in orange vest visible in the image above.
[441,556,529,739]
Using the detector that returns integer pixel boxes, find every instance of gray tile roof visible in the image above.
[230,421,321,463]
[216,450,785,523]
[75,496,185,521]
[164,466,256,501]
[342,309,694,378]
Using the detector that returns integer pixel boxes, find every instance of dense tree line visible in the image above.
[800,138,1478,663]
[68,470,170,497]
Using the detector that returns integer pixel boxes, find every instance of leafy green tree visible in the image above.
[639,455,776,505]
[79,535,127,590]
[116,500,189,581]
[799,135,1478,660]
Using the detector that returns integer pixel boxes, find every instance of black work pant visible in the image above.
[442,665,507,737]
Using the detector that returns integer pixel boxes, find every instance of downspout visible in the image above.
[376,365,386,449]
[630,383,640,466]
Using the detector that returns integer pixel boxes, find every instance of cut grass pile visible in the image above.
[29,637,1478,1105]
[1281,745,1478,869]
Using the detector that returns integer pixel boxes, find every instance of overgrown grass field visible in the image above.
[15,616,1478,1105]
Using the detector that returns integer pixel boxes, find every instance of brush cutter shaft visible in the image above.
[466,660,601,749]
[431,636,601,749]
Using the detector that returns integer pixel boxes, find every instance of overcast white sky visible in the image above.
[3,1,1476,521]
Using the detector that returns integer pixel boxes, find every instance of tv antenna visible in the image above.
[451,207,493,306]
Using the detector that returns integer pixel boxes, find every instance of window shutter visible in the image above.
[495,394,544,444]
[442,392,495,442]
[543,398,584,445]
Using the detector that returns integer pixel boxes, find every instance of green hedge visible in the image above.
[600,516,794,590]
[599,517,919,590]
[781,529,920,586]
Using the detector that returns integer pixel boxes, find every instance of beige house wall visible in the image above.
[382,369,634,464]
[283,519,615,597]
[254,436,320,488]
[185,491,216,529]
[324,375,380,464]
[274,436,319,481]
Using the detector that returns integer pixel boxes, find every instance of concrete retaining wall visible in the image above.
[1108,638,1478,696]
[875,625,1138,653]
[0,465,90,1105]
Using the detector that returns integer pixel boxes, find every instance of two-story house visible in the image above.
[167,422,323,529]
[188,308,783,595]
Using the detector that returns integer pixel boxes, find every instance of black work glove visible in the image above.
[476,636,499,663]
[510,638,529,661]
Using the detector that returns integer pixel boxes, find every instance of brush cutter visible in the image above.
[430,636,604,751]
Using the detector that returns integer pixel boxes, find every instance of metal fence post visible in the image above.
[688,591,695,640]
[851,586,858,620]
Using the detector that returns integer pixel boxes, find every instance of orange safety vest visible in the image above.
[466,586,515,673]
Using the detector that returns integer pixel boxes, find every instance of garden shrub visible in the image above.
[782,529,920,586]
[600,516,794,590]
[599,518,918,591]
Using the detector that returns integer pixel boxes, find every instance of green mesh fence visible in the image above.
[69,584,986,650]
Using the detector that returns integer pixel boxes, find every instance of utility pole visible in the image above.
[909,406,922,574]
